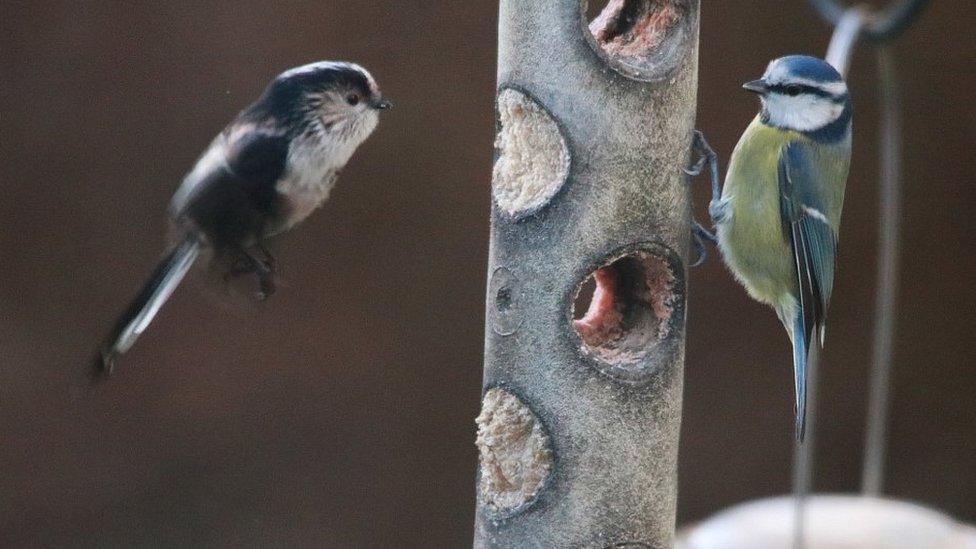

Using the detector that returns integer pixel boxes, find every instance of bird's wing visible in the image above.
[170,125,290,222]
[224,128,290,190]
[778,141,839,346]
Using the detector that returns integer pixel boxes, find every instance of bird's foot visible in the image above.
[253,245,277,300]
[684,130,719,185]
[255,272,276,301]
[256,244,277,274]
[685,130,724,267]
[250,253,276,301]
[686,130,724,206]
[683,154,707,177]
[224,249,277,300]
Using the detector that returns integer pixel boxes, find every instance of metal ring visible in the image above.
[808,0,930,42]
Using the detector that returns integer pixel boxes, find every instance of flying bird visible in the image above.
[94,61,391,375]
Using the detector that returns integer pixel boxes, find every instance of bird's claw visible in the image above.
[256,274,276,300]
[683,155,707,178]
[226,247,277,300]
[256,245,277,274]
[685,130,714,173]
[690,220,717,267]
[253,254,276,301]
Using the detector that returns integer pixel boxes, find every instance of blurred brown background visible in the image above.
[1,1,973,546]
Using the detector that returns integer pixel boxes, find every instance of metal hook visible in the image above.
[808,0,930,42]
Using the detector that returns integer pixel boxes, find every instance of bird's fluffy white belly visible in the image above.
[275,167,337,232]
[272,133,352,232]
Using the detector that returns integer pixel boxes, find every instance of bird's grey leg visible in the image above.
[684,130,724,265]
[255,243,276,274]
[249,251,275,300]
[686,130,728,222]
[252,244,277,300]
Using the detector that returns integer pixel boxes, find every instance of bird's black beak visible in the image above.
[742,79,769,94]
[371,97,393,110]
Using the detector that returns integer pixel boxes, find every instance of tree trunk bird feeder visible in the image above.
[475,1,700,546]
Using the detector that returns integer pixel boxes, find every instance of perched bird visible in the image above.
[694,55,852,439]
[93,61,391,375]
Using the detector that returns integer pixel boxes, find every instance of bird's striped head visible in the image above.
[248,61,391,139]
[745,55,850,135]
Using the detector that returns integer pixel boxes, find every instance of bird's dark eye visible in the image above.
[785,85,802,96]
[346,93,360,106]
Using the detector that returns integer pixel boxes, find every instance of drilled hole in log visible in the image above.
[572,250,677,371]
[492,88,570,219]
[572,276,598,323]
[476,388,553,514]
[585,0,689,80]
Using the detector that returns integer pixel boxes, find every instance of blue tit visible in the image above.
[711,55,852,439]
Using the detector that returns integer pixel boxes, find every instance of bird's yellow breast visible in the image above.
[717,117,804,306]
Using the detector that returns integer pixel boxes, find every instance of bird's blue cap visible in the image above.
[767,55,843,84]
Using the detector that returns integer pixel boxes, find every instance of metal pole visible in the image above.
[793,9,863,548]
[795,0,926,544]
[862,44,902,497]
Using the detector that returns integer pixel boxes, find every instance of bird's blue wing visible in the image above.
[779,141,840,440]
[778,141,838,346]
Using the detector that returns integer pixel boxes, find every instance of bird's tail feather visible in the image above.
[93,233,201,377]
[791,313,809,441]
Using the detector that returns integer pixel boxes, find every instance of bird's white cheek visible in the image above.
[765,95,842,132]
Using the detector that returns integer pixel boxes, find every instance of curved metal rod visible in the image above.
[792,7,910,549]
[825,8,866,74]
[792,343,820,549]
[793,10,865,549]
[808,0,930,42]
[862,44,902,497]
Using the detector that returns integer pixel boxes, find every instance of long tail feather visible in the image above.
[791,313,809,441]
[93,233,201,377]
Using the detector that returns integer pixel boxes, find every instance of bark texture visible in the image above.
[475,1,700,547]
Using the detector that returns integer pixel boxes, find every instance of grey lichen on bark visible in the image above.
[475,0,699,547]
